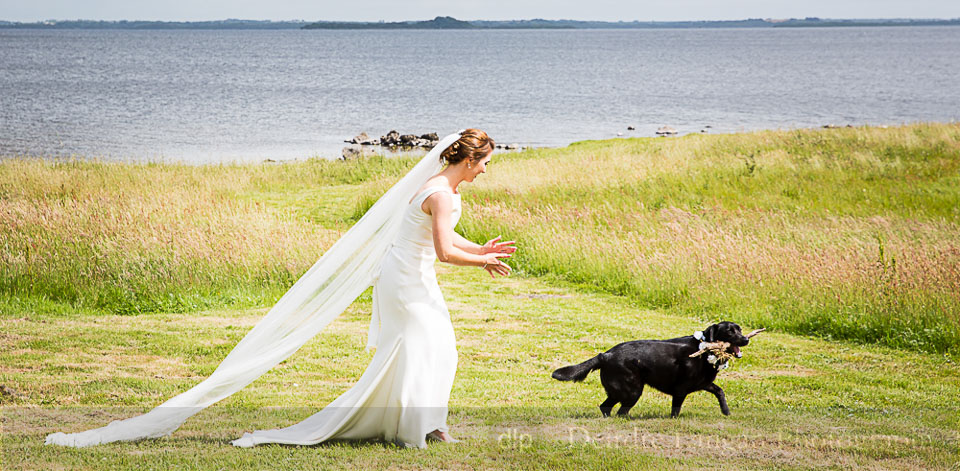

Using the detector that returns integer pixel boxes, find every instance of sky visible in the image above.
[1,0,959,22]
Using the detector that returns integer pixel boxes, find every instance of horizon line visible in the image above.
[4,16,960,23]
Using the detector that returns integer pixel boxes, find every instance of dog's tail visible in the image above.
[551,353,605,382]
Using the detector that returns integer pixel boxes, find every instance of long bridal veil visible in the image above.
[45,131,463,447]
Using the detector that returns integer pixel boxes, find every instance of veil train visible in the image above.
[45,131,463,447]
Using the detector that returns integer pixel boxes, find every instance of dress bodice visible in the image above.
[392,186,462,255]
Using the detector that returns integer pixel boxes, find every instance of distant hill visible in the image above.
[472,18,773,29]
[2,16,958,30]
[303,16,479,29]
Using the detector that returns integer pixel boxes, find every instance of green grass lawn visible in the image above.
[2,124,959,469]
[3,265,958,470]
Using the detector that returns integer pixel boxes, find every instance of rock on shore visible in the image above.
[344,130,529,157]
[655,126,678,135]
[345,130,440,148]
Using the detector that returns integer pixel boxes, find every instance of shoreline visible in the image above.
[3,121,954,166]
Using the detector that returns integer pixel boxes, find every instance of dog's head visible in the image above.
[701,321,750,358]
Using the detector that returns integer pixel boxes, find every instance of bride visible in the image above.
[45,128,514,449]
[233,128,512,448]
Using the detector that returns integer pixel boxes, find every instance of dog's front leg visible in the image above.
[704,383,730,416]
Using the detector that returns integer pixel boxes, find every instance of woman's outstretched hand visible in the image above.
[480,236,515,278]
[482,253,512,278]
[480,236,516,255]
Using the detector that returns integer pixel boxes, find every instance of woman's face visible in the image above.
[465,151,493,182]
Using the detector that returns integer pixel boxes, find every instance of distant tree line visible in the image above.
[2,16,958,30]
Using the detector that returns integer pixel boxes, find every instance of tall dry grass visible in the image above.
[0,156,416,314]
[2,123,958,352]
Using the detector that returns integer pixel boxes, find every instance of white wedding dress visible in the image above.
[231,186,461,449]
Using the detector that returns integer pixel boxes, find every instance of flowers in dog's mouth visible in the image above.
[691,328,764,367]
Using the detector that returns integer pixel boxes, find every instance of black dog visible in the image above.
[552,321,750,418]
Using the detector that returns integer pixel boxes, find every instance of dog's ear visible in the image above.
[703,324,719,342]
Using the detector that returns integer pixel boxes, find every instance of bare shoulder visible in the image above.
[421,188,453,216]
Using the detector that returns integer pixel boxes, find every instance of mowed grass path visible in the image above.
[3,265,959,470]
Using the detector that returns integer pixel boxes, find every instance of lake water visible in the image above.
[1,27,958,163]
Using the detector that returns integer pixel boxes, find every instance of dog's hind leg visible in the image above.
[599,397,618,417]
[670,394,687,418]
[616,393,642,417]
[598,368,626,417]
[616,383,643,417]
[704,383,730,416]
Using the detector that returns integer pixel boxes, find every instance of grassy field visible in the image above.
[3,266,958,469]
[2,124,959,469]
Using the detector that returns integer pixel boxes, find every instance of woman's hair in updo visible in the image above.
[440,128,494,165]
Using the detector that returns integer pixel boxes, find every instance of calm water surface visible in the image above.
[1,27,958,163]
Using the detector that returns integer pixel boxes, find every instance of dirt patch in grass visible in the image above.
[724,368,818,380]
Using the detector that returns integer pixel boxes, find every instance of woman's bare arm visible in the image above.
[452,232,482,254]
[425,193,511,276]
